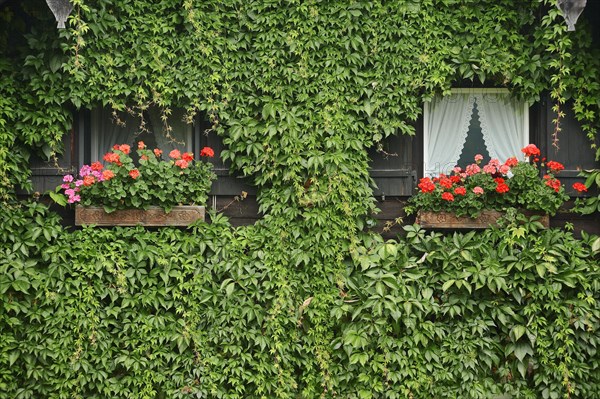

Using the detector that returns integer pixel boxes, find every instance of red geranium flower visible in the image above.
[102,170,115,180]
[450,175,461,184]
[182,152,194,162]
[494,177,505,184]
[545,178,561,193]
[495,183,509,194]
[521,144,540,157]
[103,152,121,165]
[454,187,467,196]
[441,192,454,202]
[504,157,518,167]
[83,175,95,187]
[118,144,131,154]
[138,141,146,150]
[91,161,103,171]
[418,177,435,193]
[465,164,480,176]
[200,147,215,158]
[153,148,163,158]
[572,182,588,192]
[546,160,564,173]
[439,177,453,189]
[129,169,140,179]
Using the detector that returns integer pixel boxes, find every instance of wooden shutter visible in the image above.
[368,133,418,197]
[538,96,599,197]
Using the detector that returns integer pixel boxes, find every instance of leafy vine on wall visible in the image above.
[1,1,600,397]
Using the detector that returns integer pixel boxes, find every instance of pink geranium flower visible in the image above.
[169,149,181,159]
[465,164,480,176]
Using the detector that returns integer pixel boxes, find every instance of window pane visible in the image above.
[90,107,192,162]
[456,101,490,168]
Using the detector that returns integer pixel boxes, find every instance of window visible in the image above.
[84,107,193,164]
[423,89,529,176]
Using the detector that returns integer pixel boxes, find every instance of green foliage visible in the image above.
[0,3,72,200]
[1,1,600,398]
[1,203,599,398]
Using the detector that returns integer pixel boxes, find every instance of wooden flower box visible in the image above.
[416,210,549,229]
[75,205,205,227]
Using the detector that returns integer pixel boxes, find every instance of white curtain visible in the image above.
[426,92,526,175]
[91,107,192,161]
[476,93,525,163]
[426,93,474,176]
[91,108,138,162]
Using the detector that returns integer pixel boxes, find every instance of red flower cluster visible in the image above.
[572,182,588,192]
[200,147,215,157]
[103,152,121,165]
[439,176,453,189]
[418,177,435,193]
[546,160,564,173]
[495,183,509,194]
[169,149,181,159]
[83,175,95,186]
[521,144,540,157]
[129,169,140,179]
[543,176,561,192]
[112,144,131,154]
[441,192,454,202]
[454,187,466,196]
[408,145,569,219]
[59,142,215,208]
[102,170,114,180]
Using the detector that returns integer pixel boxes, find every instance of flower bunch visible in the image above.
[407,144,569,218]
[55,142,216,212]
[572,168,600,215]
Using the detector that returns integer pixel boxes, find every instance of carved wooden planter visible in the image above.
[75,205,205,227]
[416,210,549,229]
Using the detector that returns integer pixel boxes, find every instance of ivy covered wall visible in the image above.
[1,0,600,398]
